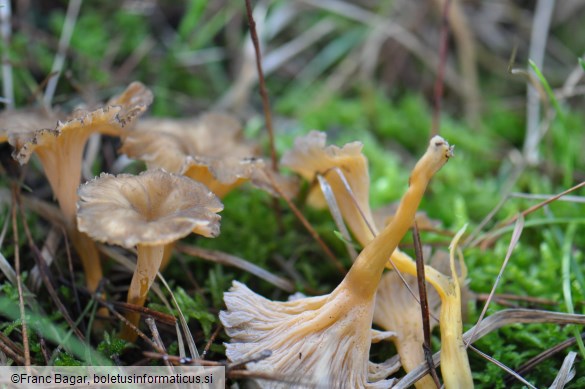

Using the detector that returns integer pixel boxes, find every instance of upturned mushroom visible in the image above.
[8,82,152,294]
[221,136,453,388]
[76,169,223,341]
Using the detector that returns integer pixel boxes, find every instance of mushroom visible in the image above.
[221,136,453,388]
[8,82,152,293]
[120,112,274,198]
[281,130,377,247]
[76,169,223,341]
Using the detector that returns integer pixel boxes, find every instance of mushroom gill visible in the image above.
[221,136,453,388]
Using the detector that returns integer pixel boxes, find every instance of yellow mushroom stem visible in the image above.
[386,227,473,389]
[34,132,105,296]
[120,244,165,341]
[343,136,453,300]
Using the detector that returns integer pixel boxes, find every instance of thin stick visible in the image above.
[0,0,14,108]
[11,187,30,366]
[265,169,346,274]
[43,0,82,108]
[243,0,284,233]
[244,0,277,171]
[504,333,584,386]
[201,324,223,359]
[431,0,451,136]
[412,222,440,388]
[468,344,536,389]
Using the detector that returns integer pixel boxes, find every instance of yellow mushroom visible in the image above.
[76,169,223,342]
[9,83,151,294]
[281,130,377,247]
[221,136,453,388]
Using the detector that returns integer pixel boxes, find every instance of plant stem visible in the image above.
[344,136,453,298]
[121,244,165,342]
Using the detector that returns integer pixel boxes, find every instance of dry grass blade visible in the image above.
[548,351,577,389]
[472,180,585,248]
[156,274,200,359]
[468,344,536,389]
[0,0,14,108]
[142,351,224,366]
[524,0,556,165]
[412,222,440,388]
[505,333,584,386]
[12,188,30,366]
[43,0,82,108]
[467,214,524,348]
[300,0,464,97]
[177,244,295,293]
[317,174,358,260]
[17,197,85,341]
[332,167,377,237]
[396,309,585,388]
[145,317,172,367]
[264,169,346,274]
[0,332,25,364]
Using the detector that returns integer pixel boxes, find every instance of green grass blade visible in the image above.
[528,59,564,120]
[561,223,585,359]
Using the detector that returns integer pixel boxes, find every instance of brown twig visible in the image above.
[107,300,177,327]
[16,191,85,342]
[504,333,585,386]
[265,170,347,274]
[431,0,451,136]
[412,222,440,388]
[11,186,30,366]
[201,324,223,359]
[243,0,284,233]
[244,0,277,172]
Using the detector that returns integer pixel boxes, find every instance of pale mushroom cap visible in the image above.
[120,112,296,198]
[122,112,258,165]
[0,109,60,144]
[77,169,223,248]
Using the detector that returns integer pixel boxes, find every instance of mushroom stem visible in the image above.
[35,131,86,226]
[70,229,104,293]
[121,244,165,341]
[344,136,453,299]
[35,132,106,295]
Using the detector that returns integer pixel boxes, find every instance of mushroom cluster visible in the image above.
[282,130,470,387]
[221,136,455,388]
